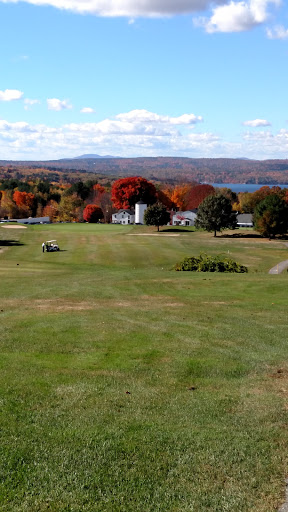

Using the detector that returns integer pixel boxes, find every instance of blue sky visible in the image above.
[0,0,287,160]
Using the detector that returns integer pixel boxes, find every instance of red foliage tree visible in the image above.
[186,184,215,209]
[93,184,105,194]
[83,204,104,223]
[111,177,157,210]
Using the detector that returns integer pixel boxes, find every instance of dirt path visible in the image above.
[269,260,288,274]
[268,243,288,274]
[279,480,288,511]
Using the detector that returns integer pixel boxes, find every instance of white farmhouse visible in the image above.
[172,210,197,227]
[112,209,135,225]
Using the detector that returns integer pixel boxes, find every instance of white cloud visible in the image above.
[266,25,288,39]
[242,119,271,127]
[47,98,72,111]
[24,98,41,110]
[195,0,280,33]
[0,89,23,101]
[0,109,209,159]
[0,0,220,17]
[0,109,287,160]
[115,109,203,125]
[80,107,95,113]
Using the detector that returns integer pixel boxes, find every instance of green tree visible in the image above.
[144,202,170,232]
[195,194,236,237]
[253,194,288,238]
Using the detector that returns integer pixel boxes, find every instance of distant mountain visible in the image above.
[73,154,117,159]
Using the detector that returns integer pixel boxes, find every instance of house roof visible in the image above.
[237,213,253,223]
[173,210,197,216]
[115,209,134,215]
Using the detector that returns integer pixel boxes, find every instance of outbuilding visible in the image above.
[236,213,253,228]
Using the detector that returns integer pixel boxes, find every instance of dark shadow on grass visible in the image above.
[161,228,193,233]
[45,249,67,252]
[219,233,263,239]
[220,232,288,240]
[0,240,24,246]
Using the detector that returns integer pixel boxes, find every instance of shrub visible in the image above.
[174,253,248,273]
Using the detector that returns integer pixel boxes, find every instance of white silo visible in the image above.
[135,200,147,224]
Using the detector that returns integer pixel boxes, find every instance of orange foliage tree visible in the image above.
[156,188,175,209]
[13,190,35,217]
[42,200,59,222]
[170,184,192,211]
[111,177,157,210]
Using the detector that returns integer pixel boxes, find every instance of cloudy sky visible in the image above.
[0,0,288,160]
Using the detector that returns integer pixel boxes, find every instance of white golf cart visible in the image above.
[45,240,60,252]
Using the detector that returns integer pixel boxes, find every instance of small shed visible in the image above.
[236,213,253,228]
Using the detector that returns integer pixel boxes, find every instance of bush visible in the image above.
[174,253,248,273]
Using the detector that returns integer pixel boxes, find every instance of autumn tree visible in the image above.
[111,177,157,210]
[236,192,254,213]
[254,194,288,238]
[195,194,237,237]
[170,184,192,211]
[216,187,237,206]
[91,183,105,205]
[144,202,170,232]
[0,190,18,218]
[57,194,83,222]
[13,190,35,217]
[83,204,104,223]
[186,184,215,210]
[42,200,59,222]
[156,188,175,209]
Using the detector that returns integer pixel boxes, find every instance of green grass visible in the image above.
[0,223,288,511]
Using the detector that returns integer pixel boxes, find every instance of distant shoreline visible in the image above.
[211,183,288,193]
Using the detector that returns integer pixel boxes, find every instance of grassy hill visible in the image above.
[0,223,288,511]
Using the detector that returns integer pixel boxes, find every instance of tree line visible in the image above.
[1,176,288,238]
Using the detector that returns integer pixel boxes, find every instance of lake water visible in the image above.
[211,183,288,193]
